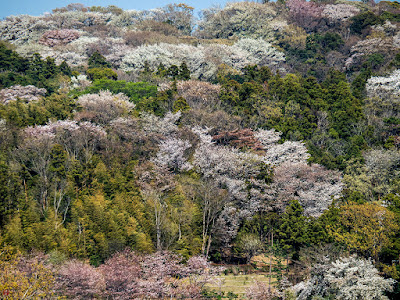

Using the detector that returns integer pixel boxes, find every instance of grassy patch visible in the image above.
[205,273,276,296]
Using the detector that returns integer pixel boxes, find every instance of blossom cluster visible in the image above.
[121,39,285,80]
[39,29,80,47]
[366,69,400,100]
[0,85,47,104]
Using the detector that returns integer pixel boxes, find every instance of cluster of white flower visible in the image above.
[350,37,398,58]
[49,10,113,29]
[71,75,92,90]
[152,137,192,172]
[267,162,343,217]
[254,128,282,147]
[346,38,398,69]
[192,126,342,217]
[263,140,310,165]
[121,39,285,80]
[15,42,55,58]
[176,80,221,109]
[0,85,47,104]
[39,29,80,47]
[326,256,395,300]
[233,38,285,67]
[196,2,278,40]
[322,4,360,22]
[25,120,106,162]
[140,111,181,136]
[366,69,400,100]
[0,15,55,45]
[294,255,394,300]
[193,127,268,212]
[77,91,135,125]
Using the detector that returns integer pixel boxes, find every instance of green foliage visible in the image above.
[172,97,190,112]
[331,203,398,261]
[277,200,308,258]
[323,70,363,139]
[88,51,112,69]
[89,5,123,14]
[390,51,400,68]
[351,68,372,99]
[143,62,191,81]
[86,68,118,81]
[178,62,191,80]
[80,79,157,104]
[41,92,76,120]
[0,42,29,73]
[350,11,384,35]
[306,32,344,53]
[0,98,50,127]
[0,159,10,227]
[0,46,72,93]
[0,92,76,127]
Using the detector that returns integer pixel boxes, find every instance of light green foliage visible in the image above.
[331,203,398,261]
[86,68,118,81]
[80,79,157,104]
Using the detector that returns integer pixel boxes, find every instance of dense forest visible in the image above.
[0,0,400,298]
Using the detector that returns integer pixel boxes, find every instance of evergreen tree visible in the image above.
[278,200,307,259]
[88,51,112,69]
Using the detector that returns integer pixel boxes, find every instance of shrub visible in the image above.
[39,29,80,47]
[82,79,157,103]
[86,68,118,81]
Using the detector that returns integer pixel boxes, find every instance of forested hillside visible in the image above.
[0,1,400,298]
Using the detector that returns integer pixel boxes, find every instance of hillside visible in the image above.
[0,1,400,299]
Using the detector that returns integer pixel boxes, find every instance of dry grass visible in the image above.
[205,273,275,296]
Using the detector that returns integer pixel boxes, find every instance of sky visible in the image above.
[0,0,234,19]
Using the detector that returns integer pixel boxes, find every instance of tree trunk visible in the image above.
[206,235,212,258]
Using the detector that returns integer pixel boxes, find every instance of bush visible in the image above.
[86,68,118,81]
[81,79,157,103]
[350,11,384,35]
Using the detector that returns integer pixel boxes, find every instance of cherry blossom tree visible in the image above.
[196,2,278,40]
[23,120,106,163]
[193,127,270,214]
[294,255,394,300]
[246,280,277,300]
[234,38,285,69]
[39,29,80,47]
[120,40,285,80]
[140,111,181,136]
[70,75,92,91]
[0,85,47,104]
[56,260,105,299]
[76,91,135,125]
[99,249,141,299]
[322,4,360,23]
[0,15,55,45]
[366,69,400,100]
[264,141,311,165]
[266,162,343,217]
[176,80,221,109]
[286,0,324,30]
[16,126,56,213]
[151,137,192,172]
[326,256,395,300]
